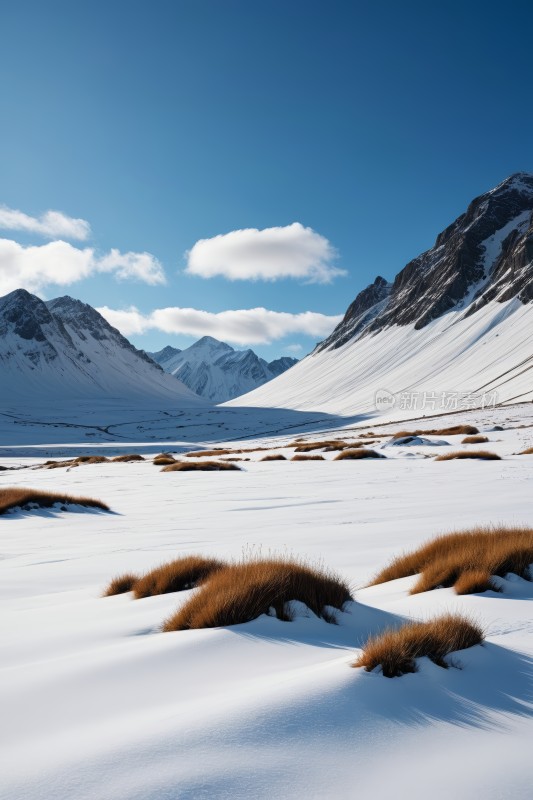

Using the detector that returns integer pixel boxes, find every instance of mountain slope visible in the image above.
[0,290,204,405]
[149,336,297,402]
[230,174,533,417]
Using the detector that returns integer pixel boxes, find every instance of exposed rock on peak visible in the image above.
[46,295,159,369]
[234,174,533,415]
[321,173,533,351]
[0,289,203,404]
[318,276,391,352]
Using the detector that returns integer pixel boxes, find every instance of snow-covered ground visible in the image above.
[2,403,533,799]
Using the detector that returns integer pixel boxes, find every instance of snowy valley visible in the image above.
[1,173,533,800]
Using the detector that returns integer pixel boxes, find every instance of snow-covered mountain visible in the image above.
[0,289,204,405]
[230,173,533,416]
[148,336,297,402]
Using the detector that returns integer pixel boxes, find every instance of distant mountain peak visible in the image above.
[190,335,234,352]
[149,345,182,363]
[150,335,297,402]
[490,172,533,195]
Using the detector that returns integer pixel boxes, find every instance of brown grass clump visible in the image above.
[392,425,479,439]
[353,614,484,677]
[519,447,533,455]
[431,424,480,436]
[133,555,225,598]
[74,455,110,464]
[260,454,287,461]
[185,449,237,458]
[185,446,272,458]
[43,459,75,469]
[370,526,533,594]
[163,557,352,631]
[322,440,372,451]
[111,454,144,462]
[153,456,176,465]
[161,460,241,471]
[103,573,138,596]
[334,448,384,460]
[290,454,325,461]
[454,569,494,595]
[0,487,109,515]
[293,440,350,452]
[434,450,501,461]
[461,435,489,444]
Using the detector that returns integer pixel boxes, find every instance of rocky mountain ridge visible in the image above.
[0,289,202,404]
[232,173,533,415]
[319,172,533,351]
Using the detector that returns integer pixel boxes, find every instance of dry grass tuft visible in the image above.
[434,450,501,461]
[41,454,118,469]
[133,555,225,598]
[461,435,489,444]
[185,446,272,458]
[163,557,352,631]
[111,454,144,462]
[103,573,138,596]
[153,456,176,465]
[290,454,325,461]
[293,440,350,452]
[519,447,533,455]
[454,569,495,595]
[431,424,480,436]
[334,448,384,460]
[392,424,479,439]
[370,525,533,594]
[353,614,484,677]
[0,487,109,515]
[185,449,237,458]
[260,454,287,461]
[161,460,241,472]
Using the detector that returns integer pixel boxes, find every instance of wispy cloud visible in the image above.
[185,222,346,284]
[0,205,91,241]
[97,305,342,346]
[0,238,166,296]
[284,343,304,353]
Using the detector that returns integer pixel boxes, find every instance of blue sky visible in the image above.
[1,0,532,359]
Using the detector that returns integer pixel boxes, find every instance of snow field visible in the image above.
[1,406,533,798]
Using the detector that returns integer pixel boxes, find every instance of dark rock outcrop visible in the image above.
[320,173,533,351]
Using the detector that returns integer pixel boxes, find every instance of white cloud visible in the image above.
[0,205,91,241]
[97,305,342,345]
[0,238,166,296]
[285,343,304,353]
[185,222,346,283]
[97,306,148,336]
[97,249,166,284]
